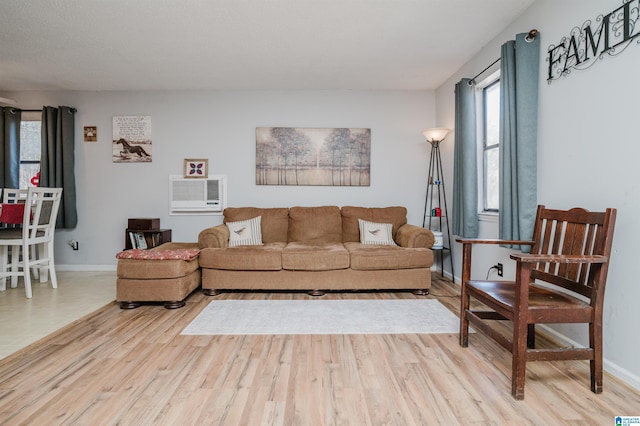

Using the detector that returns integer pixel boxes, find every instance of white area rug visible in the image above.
[181,299,460,335]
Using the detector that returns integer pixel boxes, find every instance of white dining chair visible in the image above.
[0,187,62,298]
[0,189,28,290]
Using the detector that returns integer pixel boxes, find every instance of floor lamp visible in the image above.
[422,128,454,279]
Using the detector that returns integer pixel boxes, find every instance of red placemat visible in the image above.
[0,203,25,225]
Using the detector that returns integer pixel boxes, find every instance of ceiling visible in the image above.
[0,0,535,92]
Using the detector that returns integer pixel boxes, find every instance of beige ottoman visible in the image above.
[116,243,201,309]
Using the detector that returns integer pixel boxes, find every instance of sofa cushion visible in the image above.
[288,206,342,243]
[282,242,349,271]
[344,242,433,270]
[199,242,286,271]
[341,206,408,242]
[227,216,263,247]
[224,207,289,243]
[358,219,397,246]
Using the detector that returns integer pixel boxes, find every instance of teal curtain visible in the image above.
[499,33,540,251]
[452,78,479,238]
[41,106,77,228]
[1,107,21,189]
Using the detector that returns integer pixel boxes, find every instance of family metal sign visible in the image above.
[547,0,639,81]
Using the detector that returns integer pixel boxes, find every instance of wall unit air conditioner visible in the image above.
[169,174,226,215]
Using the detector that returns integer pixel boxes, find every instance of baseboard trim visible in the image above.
[538,324,640,392]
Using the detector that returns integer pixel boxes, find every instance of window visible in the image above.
[477,73,500,213]
[19,112,41,189]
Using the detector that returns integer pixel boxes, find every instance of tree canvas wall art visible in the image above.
[256,127,371,186]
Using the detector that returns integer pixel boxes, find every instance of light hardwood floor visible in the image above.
[0,273,639,425]
[0,271,116,359]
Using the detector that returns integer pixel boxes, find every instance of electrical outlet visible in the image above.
[497,262,503,277]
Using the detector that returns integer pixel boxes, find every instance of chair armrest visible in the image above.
[456,237,534,246]
[198,224,229,248]
[396,224,434,248]
[510,253,608,263]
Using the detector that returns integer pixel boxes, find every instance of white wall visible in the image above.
[2,89,436,268]
[435,0,640,390]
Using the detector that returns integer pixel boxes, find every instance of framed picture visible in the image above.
[184,158,208,178]
[84,126,97,142]
[256,127,371,186]
[112,116,152,163]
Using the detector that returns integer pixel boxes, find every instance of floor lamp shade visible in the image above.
[422,128,450,143]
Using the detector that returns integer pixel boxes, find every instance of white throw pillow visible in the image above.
[358,219,397,246]
[227,216,263,247]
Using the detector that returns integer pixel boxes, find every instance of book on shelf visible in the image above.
[129,231,148,249]
[135,232,148,249]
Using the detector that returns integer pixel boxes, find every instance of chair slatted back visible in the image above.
[2,189,29,229]
[24,187,62,240]
[2,188,28,204]
[529,205,616,302]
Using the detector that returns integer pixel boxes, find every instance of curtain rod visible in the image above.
[470,57,501,84]
[468,29,539,86]
[7,107,77,114]
[6,108,41,114]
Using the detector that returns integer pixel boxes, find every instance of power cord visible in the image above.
[486,264,503,279]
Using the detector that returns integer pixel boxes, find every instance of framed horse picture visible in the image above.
[184,158,208,178]
[112,116,152,163]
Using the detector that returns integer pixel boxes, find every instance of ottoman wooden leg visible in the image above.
[412,289,430,296]
[119,301,142,309]
[164,300,186,309]
[203,288,222,296]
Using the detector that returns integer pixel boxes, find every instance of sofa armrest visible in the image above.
[198,224,229,248]
[395,224,434,248]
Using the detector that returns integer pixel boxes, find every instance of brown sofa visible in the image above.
[197,206,435,295]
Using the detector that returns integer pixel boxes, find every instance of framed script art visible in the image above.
[184,158,208,178]
[112,115,152,163]
[256,127,371,186]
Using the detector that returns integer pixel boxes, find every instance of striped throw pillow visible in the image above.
[358,219,397,246]
[227,216,263,247]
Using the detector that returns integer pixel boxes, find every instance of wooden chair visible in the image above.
[457,205,616,400]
